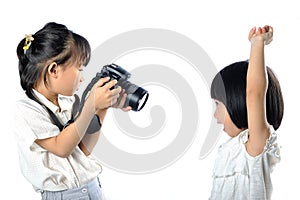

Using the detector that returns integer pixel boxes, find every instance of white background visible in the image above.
[1,0,299,199]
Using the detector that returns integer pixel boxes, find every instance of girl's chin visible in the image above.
[62,92,74,97]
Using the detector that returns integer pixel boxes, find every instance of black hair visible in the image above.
[16,22,91,95]
[211,61,284,130]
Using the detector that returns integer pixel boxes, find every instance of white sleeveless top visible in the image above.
[209,127,280,200]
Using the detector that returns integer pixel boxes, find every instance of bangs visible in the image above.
[211,72,227,104]
[52,32,91,67]
[72,32,91,66]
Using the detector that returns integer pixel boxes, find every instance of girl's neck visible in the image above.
[226,126,246,138]
[34,84,60,108]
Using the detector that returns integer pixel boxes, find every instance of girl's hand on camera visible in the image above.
[111,88,132,112]
[92,77,122,110]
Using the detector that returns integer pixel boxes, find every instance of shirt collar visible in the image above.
[32,89,74,114]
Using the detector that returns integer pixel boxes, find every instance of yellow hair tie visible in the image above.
[23,34,34,53]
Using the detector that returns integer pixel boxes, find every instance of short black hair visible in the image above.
[211,61,284,130]
[16,22,91,94]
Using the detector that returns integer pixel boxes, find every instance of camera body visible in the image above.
[97,63,149,111]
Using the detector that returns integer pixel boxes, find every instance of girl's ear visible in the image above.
[47,62,59,78]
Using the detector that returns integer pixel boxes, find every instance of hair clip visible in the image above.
[23,34,34,53]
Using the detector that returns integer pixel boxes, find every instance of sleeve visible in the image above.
[264,126,281,171]
[14,100,60,149]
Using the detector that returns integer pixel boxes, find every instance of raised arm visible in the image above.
[246,26,273,156]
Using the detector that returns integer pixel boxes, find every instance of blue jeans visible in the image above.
[41,177,105,200]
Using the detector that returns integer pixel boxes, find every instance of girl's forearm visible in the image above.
[79,133,100,156]
[247,38,268,97]
[79,109,107,155]
[96,108,108,125]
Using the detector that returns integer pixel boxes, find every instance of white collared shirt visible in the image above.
[14,90,102,192]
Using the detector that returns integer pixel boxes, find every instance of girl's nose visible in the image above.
[213,110,218,119]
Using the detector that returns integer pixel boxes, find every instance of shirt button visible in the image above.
[82,188,88,193]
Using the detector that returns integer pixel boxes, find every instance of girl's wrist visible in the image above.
[250,36,265,44]
[96,108,108,124]
[251,33,272,45]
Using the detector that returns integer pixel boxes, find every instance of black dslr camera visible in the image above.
[84,64,149,111]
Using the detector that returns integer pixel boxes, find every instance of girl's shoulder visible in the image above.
[240,126,280,159]
[15,94,45,114]
[239,127,281,173]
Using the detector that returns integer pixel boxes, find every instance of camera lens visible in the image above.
[137,89,149,111]
[121,81,149,111]
[126,87,149,111]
